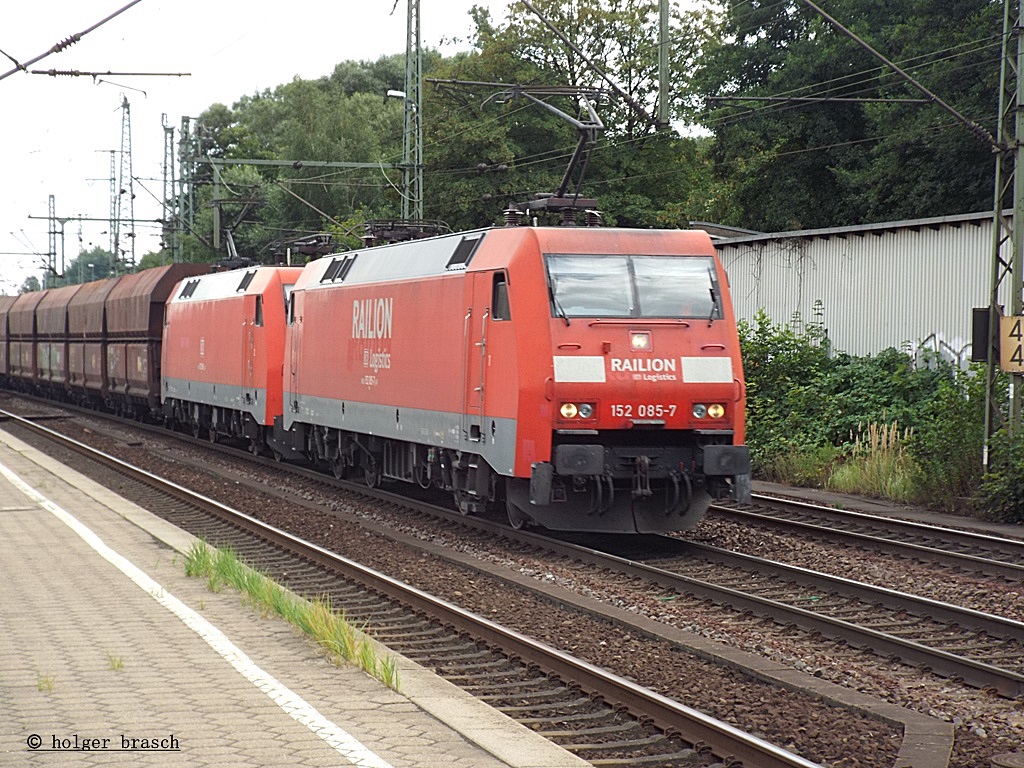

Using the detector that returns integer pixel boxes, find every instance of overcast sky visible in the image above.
[0,0,507,292]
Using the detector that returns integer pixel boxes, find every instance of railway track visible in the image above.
[345,486,1024,701]
[20,395,1024,763]
[712,495,1024,581]
[572,535,1024,698]
[76,405,1024,698]
[1,408,822,768]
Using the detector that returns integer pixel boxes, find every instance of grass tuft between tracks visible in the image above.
[184,540,400,691]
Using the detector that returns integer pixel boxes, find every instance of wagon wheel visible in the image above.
[207,427,218,444]
[192,421,202,439]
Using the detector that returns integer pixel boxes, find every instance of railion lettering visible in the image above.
[610,357,677,373]
[352,298,393,339]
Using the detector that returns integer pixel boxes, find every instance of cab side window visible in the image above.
[492,273,510,321]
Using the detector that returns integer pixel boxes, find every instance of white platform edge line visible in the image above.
[0,459,395,768]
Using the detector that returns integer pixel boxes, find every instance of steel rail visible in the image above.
[8,401,1022,697]
[749,492,1024,547]
[713,494,1024,581]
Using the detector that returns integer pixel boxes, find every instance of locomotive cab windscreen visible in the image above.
[545,254,722,320]
[521,248,748,534]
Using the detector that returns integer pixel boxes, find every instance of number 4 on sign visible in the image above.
[999,316,1024,372]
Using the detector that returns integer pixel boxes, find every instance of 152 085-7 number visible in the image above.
[610,404,677,418]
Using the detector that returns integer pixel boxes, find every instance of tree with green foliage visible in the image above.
[421,45,564,229]
[42,246,122,287]
[19,275,41,294]
[423,0,719,228]
[181,55,412,261]
[694,0,1002,231]
[161,2,730,255]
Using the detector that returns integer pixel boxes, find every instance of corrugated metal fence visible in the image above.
[712,212,1010,366]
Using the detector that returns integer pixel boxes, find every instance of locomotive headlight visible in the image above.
[630,331,651,351]
[707,403,726,419]
[692,404,707,418]
[560,402,596,419]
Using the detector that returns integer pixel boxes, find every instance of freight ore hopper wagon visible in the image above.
[4,289,48,393]
[0,296,18,389]
[104,264,211,418]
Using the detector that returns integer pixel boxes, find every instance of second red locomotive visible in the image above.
[161,265,303,450]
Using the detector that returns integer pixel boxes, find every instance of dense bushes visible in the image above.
[737,310,1022,522]
[976,430,1024,523]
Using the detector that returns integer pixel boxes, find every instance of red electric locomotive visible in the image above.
[161,265,303,451]
[2,223,747,535]
[279,225,749,534]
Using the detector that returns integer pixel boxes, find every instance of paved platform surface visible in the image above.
[0,427,591,768]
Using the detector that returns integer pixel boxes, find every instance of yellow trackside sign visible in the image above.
[1000,316,1024,372]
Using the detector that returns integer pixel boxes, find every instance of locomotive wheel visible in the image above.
[506,498,531,530]
[452,490,475,516]
[207,427,218,444]
[330,457,346,480]
[192,422,201,439]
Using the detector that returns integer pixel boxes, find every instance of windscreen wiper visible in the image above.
[549,281,570,326]
[707,268,719,326]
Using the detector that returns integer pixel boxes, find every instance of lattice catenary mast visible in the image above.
[111,95,136,270]
[403,0,423,221]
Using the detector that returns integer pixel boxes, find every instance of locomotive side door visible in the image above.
[461,271,492,444]
[241,294,253,405]
[242,294,257,408]
[461,269,514,448]
[287,290,301,416]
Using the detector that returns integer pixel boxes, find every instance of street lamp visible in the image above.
[88,263,95,281]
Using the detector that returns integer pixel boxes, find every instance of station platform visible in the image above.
[0,427,590,768]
